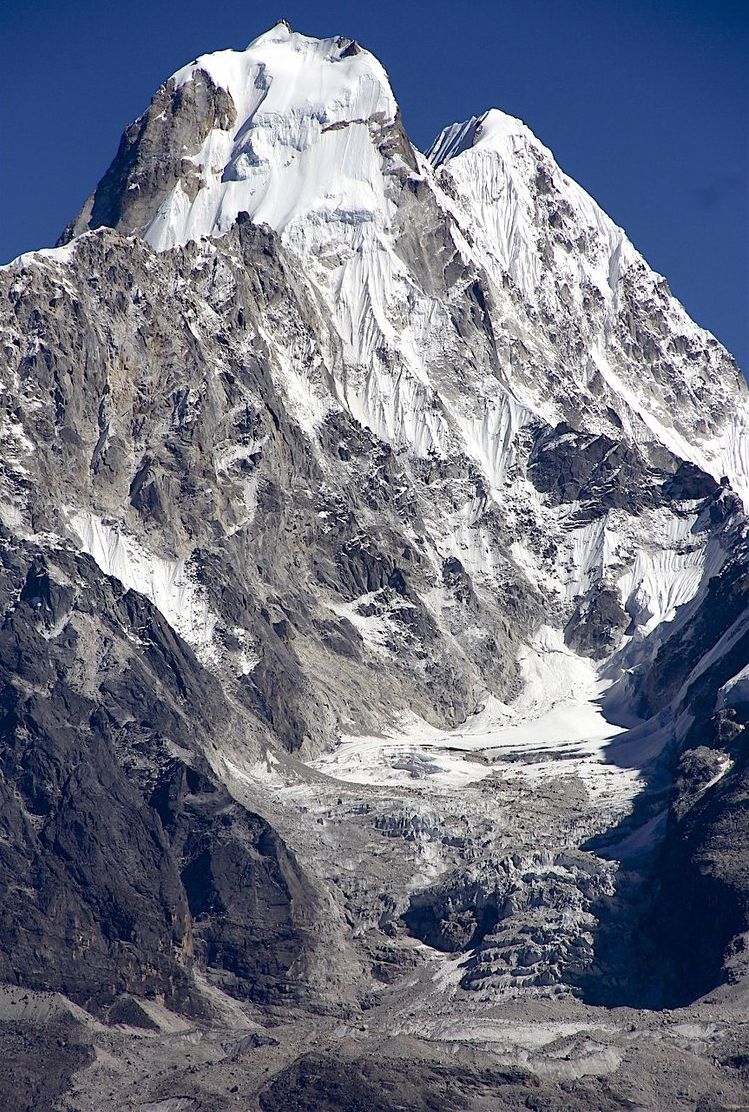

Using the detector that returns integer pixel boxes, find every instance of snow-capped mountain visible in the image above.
[1,21,748,1109]
[64,21,749,502]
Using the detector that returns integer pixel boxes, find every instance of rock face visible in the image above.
[0,531,326,1013]
[61,71,237,244]
[1,20,749,1109]
[637,533,749,1004]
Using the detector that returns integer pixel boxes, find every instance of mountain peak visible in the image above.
[56,23,748,500]
[253,18,294,42]
[86,24,398,250]
[5,23,749,1096]
[170,23,392,106]
[428,109,546,169]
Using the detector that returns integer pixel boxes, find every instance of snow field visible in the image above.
[311,626,639,811]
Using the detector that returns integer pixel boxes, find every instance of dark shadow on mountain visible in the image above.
[573,660,749,1009]
[565,698,678,1009]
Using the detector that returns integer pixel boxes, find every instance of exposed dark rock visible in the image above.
[663,460,721,502]
[404,894,500,953]
[0,537,320,1011]
[151,760,320,1002]
[1,23,749,1109]
[257,1052,541,1112]
[60,71,236,243]
[582,531,749,1008]
[642,537,749,718]
[0,1014,93,1112]
[528,422,662,515]
[565,585,629,659]
[106,996,160,1030]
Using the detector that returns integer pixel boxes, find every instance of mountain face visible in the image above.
[2,21,749,1110]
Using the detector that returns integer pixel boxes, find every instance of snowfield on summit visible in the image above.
[1,20,748,1112]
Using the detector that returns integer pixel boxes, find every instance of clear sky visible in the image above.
[3,0,747,372]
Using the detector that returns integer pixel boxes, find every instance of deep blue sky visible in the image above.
[3,0,747,371]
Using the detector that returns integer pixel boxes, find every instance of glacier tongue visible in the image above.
[311,623,638,809]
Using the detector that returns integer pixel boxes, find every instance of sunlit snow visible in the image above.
[312,626,639,809]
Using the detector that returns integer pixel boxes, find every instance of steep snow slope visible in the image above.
[28,23,749,809]
[52,28,749,805]
[148,22,398,249]
[429,109,749,501]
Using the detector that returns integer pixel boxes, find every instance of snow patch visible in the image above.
[312,626,639,810]
[67,509,217,662]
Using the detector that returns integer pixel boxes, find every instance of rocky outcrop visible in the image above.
[60,71,237,244]
[565,585,630,659]
[404,851,614,993]
[3,122,748,1026]
[0,223,542,749]
[0,531,322,1011]
[257,1051,542,1112]
[635,534,749,1004]
[151,759,321,1003]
